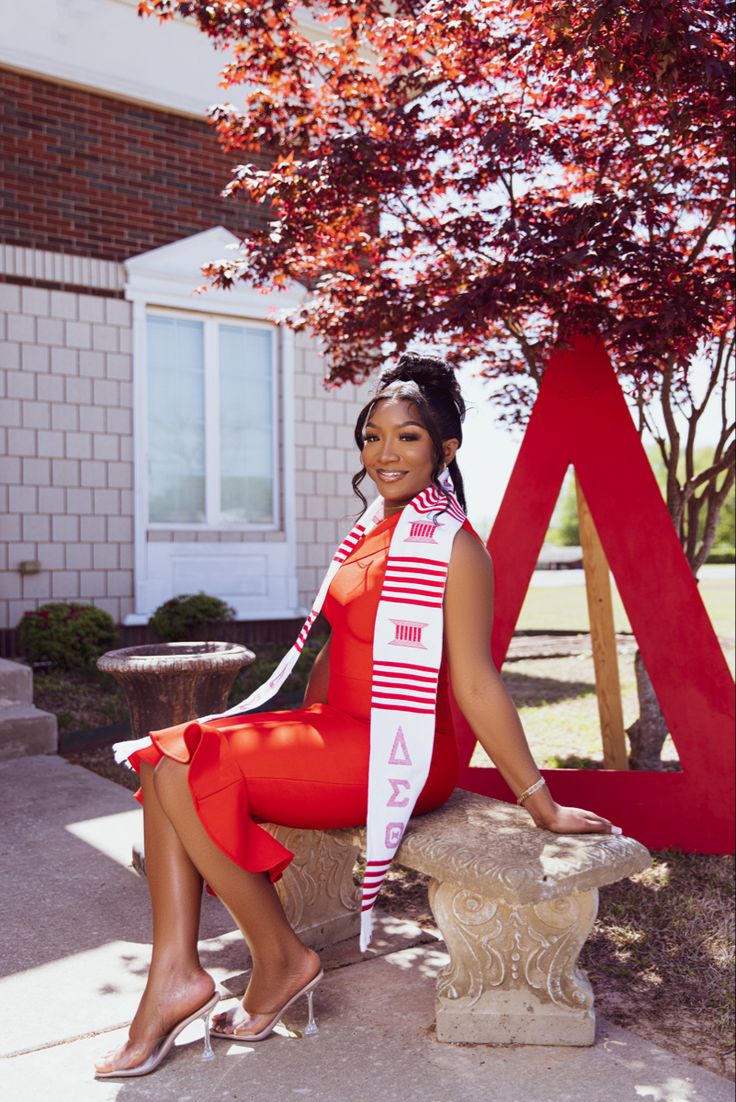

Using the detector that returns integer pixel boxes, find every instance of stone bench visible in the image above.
[265,789,651,1046]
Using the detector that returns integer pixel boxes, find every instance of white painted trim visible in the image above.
[124,607,308,627]
[203,318,220,526]
[268,320,281,531]
[1,0,347,120]
[124,226,306,319]
[145,523,278,534]
[1,0,226,119]
[125,286,301,320]
[281,325,298,610]
[0,244,124,291]
[131,297,150,618]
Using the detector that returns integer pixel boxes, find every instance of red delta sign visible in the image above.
[454,334,735,854]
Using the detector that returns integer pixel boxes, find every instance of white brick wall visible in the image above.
[0,281,134,628]
[0,260,373,631]
[292,332,372,610]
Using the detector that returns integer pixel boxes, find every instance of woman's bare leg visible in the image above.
[152,756,319,1031]
[95,762,214,1074]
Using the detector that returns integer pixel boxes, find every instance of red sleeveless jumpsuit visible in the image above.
[128,511,466,881]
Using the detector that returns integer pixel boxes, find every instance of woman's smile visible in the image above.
[375,469,409,482]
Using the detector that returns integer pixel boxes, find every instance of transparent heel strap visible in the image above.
[303,989,319,1036]
[202,1011,216,1061]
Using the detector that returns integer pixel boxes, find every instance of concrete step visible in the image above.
[0,658,33,705]
[0,703,57,760]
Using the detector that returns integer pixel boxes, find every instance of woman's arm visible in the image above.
[444,529,615,834]
[303,635,332,706]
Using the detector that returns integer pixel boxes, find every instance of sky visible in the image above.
[456,367,521,538]
[455,359,733,541]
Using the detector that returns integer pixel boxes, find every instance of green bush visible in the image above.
[706,547,735,564]
[18,602,118,670]
[149,593,235,642]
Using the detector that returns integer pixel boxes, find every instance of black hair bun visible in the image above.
[378,351,465,420]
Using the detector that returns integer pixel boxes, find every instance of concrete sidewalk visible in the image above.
[0,755,731,1102]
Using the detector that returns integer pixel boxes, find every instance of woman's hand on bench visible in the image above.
[529,801,621,836]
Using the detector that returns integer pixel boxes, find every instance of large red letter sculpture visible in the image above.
[454,334,735,853]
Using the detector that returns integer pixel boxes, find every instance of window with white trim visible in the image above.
[146,311,277,528]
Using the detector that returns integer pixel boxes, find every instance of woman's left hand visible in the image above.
[537,803,622,836]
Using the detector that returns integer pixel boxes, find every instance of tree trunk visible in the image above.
[626,650,669,770]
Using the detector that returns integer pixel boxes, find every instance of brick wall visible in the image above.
[0,282,135,628]
[0,68,268,263]
[292,332,371,607]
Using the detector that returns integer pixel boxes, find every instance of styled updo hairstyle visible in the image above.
[352,350,467,513]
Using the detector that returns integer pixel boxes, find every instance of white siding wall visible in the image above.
[292,332,372,607]
[0,255,374,631]
[0,280,135,628]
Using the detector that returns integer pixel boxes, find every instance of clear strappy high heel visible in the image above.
[210,969,323,1042]
[94,991,219,1079]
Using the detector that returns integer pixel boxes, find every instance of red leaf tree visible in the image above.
[141,0,734,765]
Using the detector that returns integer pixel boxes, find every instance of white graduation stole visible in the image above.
[114,474,465,949]
[359,478,464,948]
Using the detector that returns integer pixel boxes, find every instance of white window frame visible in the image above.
[145,306,280,532]
[124,226,305,623]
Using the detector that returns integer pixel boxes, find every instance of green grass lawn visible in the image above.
[470,571,735,770]
[516,576,735,642]
[469,647,685,769]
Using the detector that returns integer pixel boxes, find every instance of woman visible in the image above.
[96,352,616,1078]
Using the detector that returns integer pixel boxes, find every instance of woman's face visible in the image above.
[361,398,457,517]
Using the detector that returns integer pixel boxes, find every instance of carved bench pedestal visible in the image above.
[429,880,598,1044]
[266,825,362,950]
[325,790,649,1046]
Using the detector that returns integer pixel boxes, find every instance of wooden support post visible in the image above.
[575,476,629,770]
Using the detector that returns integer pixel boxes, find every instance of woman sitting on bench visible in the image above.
[96,351,617,1079]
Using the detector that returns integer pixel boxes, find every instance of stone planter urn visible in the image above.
[97,641,255,740]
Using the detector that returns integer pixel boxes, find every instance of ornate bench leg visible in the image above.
[428,879,599,1045]
[265,826,361,950]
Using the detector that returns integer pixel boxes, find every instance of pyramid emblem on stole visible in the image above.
[388,726,412,766]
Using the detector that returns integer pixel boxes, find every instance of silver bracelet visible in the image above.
[517,777,546,806]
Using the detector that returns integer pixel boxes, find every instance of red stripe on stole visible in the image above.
[383,576,445,587]
[387,556,447,568]
[374,678,436,687]
[380,596,443,608]
[370,678,434,687]
[372,690,436,704]
[386,561,447,573]
[382,586,444,599]
[385,566,447,579]
[372,702,434,714]
[374,661,439,673]
[383,580,445,593]
[374,670,436,678]
[372,689,435,702]
[384,584,446,597]
[372,678,436,691]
